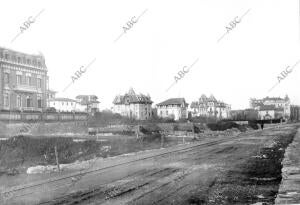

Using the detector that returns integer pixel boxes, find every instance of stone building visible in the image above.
[156,98,188,120]
[190,94,231,119]
[112,88,152,120]
[0,47,48,111]
[249,95,290,119]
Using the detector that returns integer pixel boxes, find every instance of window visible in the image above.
[4,73,9,84]
[37,96,42,108]
[26,96,32,107]
[37,78,42,88]
[27,59,31,65]
[17,75,22,84]
[17,57,21,63]
[26,76,31,85]
[38,61,41,67]
[5,54,9,60]
[17,95,22,108]
[4,93,9,107]
[166,111,168,115]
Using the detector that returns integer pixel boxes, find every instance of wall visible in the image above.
[0,111,88,122]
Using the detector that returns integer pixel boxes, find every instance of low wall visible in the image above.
[0,111,88,122]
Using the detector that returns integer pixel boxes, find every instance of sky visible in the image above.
[0,0,299,110]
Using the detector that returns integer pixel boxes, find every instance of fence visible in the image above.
[0,111,88,122]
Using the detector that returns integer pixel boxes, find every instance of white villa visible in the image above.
[156,98,188,120]
[190,94,231,119]
[112,88,153,120]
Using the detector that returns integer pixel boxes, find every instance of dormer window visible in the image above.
[5,54,9,60]
[17,57,21,63]
[38,61,42,67]
[27,59,31,65]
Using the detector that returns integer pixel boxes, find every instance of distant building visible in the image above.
[190,94,231,119]
[49,98,77,112]
[250,95,290,119]
[75,95,100,113]
[46,89,56,107]
[112,88,153,120]
[0,47,48,111]
[156,98,188,120]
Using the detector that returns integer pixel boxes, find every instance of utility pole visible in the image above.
[54,145,60,172]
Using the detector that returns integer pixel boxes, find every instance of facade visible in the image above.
[48,98,77,112]
[112,88,153,120]
[46,89,56,107]
[156,98,188,120]
[290,105,300,121]
[190,94,231,119]
[250,95,290,119]
[0,47,48,111]
[75,95,100,113]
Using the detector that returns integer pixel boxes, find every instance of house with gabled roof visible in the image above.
[156,98,188,120]
[190,94,231,119]
[112,88,152,120]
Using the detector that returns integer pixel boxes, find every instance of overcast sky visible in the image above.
[0,0,299,110]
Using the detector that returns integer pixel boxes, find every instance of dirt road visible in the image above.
[1,124,298,205]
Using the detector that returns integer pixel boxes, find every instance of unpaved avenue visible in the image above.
[2,124,298,205]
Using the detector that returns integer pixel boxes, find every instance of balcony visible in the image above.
[13,84,41,93]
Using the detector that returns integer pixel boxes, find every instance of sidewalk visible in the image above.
[275,127,300,204]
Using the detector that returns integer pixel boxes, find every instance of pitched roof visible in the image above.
[157,98,188,106]
[49,98,77,102]
[190,101,199,108]
[113,88,152,105]
[199,94,207,101]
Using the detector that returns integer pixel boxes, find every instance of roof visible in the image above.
[208,95,217,102]
[113,88,152,105]
[199,94,207,101]
[157,98,188,107]
[0,46,44,58]
[190,101,199,108]
[49,98,77,102]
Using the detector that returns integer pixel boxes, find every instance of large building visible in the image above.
[249,95,290,120]
[112,88,153,120]
[76,95,100,113]
[190,94,231,119]
[156,98,188,120]
[0,47,48,111]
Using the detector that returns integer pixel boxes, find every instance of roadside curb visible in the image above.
[275,127,300,204]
